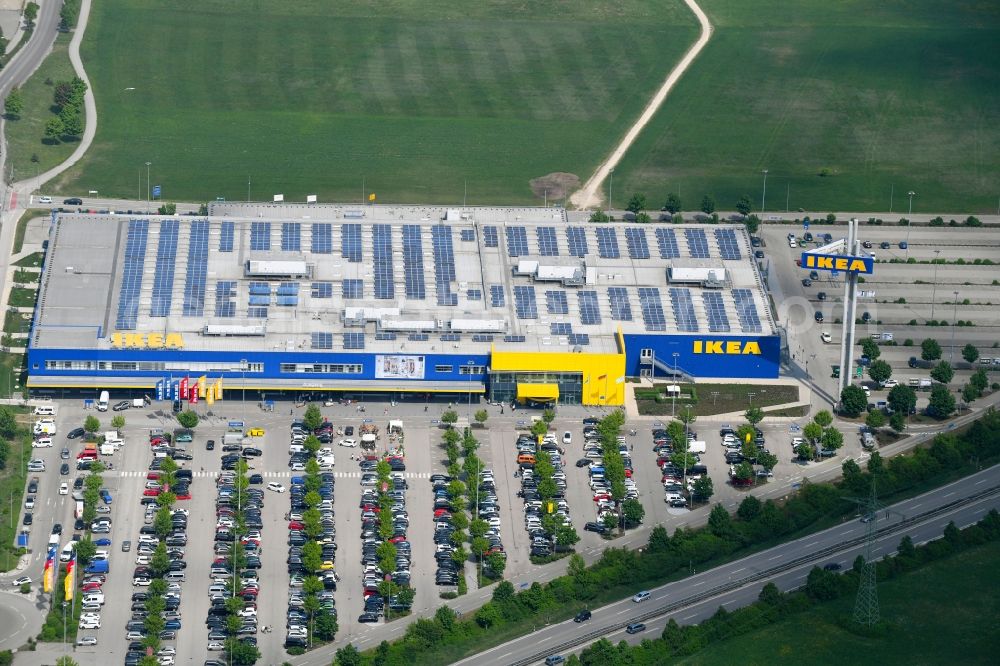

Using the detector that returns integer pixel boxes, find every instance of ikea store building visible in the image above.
[26,205,780,406]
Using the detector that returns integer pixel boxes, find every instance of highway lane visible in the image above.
[453,463,1000,666]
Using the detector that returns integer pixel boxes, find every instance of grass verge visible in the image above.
[3,310,31,335]
[13,213,48,254]
[8,288,38,309]
[636,383,799,417]
[13,253,43,268]
[676,540,1000,666]
[0,409,31,573]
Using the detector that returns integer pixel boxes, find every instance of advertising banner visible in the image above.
[198,376,207,398]
[374,355,425,380]
[189,384,199,404]
[179,377,189,400]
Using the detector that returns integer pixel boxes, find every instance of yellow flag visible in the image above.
[64,567,74,601]
[198,376,208,398]
[368,193,376,202]
[214,378,223,400]
[206,390,215,406]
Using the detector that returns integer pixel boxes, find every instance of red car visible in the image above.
[593,493,611,501]
[149,438,165,447]
[433,508,451,518]
[175,491,192,500]
[147,472,161,480]
[81,582,102,592]
[143,488,161,497]
[240,588,258,597]
[388,535,406,544]
[288,521,304,530]
[359,504,380,513]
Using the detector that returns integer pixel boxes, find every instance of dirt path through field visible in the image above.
[569,0,713,210]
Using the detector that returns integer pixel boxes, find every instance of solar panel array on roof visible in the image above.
[483,226,498,248]
[281,222,301,251]
[311,282,333,298]
[276,283,299,295]
[467,289,482,301]
[250,222,271,251]
[489,285,505,308]
[311,332,333,350]
[182,220,209,316]
[596,227,620,258]
[685,228,710,258]
[551,323,572,336]
[343,279,363,299]
[150,220,179,317]
[343,332,365,350]
[432,225,457,306]
[472,334,494,343]
[546,290,569,315]
[248,294,270,306]
[513,285,538,319]
[702,291,730,332]
[732,288,763,332]
[503,335,526,343]
[568,333,590,346]
[608,287,633,321]
[440,333,461,342]
[536,227,559,256]
[375,332,397,341]
[578,290,601,325]
[460,229,476,242]
[669,287,699,332]
[342,224,362,262]
[214,281,236,317]
[655,228,680,258]
[624,227,650,259]
[401,225,426,299]
[566,226,589,257]
[248,282,270,295]
[638,287,667,331]
[408,333,429,342]
[506,226,529,257]
[714,228,741,260]
[372,224,394,299]
[219,221,235,252]
[247,307,268,318]
[311,223,332,254]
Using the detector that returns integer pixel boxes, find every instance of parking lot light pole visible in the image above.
[240,359,248,425]
[905,191,916,260]
[951,291,959,363]
[145,162,152,208]
[671,353,679,417]
[467,360,474,423]
[761,169,768,212]
[930,250,941,319]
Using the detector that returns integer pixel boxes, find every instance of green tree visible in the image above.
[927,384,956,418]
[888,384,917,415]
[797,442,815,461]
[756,450,778,472]
[4,87,23,118]
[662,193,682,214]
[110,414,125,430]
[55,658,80,666]
[622,498,645,526]
[868,359,892,385]
[176,410,199,428]
[153,506,173,539]
[0,407,17,438]
[969,369,989,393]
[226,639,260,666]
[589,210,609,223]
[157,202,177,215]
[961,383,980,403]
[303,404,323,432]
[921,338,942,361]
[962,343,980,364]
[530,420,548,438]
[860,338,881,360]
[735,195,752,217]
[737,495,762,521]
[83,414,100,434]
[744,406,764,426]
[700,194,715,215]
[802,422,822,443]
[820,427,844,451]
[813,410,833,428]
[150,542,170,577]
[440,410,458,427]
[542,408,556,425]
[626,193,646,216]
[73,535,96,566]
[314,610,338,640]
[302,540,323,573]
[732,461,754,483]
[931,361,954,385]
[840,385,867,417]
[708,504,733,538]
[303,434,321,455]
[865,410,885,430]
[335,644,363,666]
[555,524,580,548]
[744,214,760,234]
[60,108,83,136]
[44,117,64,141]
[23,3,38,24]
[889,412,907,432]
[474,409,489,428]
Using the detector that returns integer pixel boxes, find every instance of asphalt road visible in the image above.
[455,463,1000,666]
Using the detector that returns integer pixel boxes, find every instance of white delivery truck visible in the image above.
[100,443,116,455]
[687,441,707,454]
[97,391,109,411]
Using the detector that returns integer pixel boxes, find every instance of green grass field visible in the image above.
[4,33,81,183]
[677,539,1000,666]
[49,0,697,204]
[614,0,1000,214]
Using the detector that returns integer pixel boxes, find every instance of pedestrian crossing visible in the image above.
[109,470,434,480]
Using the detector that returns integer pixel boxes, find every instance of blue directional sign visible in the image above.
[152,185,162,198]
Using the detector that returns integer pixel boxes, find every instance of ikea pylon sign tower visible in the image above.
[801,219,869,393]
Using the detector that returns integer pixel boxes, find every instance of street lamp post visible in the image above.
[905,191,916,260]
[761,169,768,212]
[671,352,679,417]
[747,391,756,407]
[951,291,959,363]
[683,404,692,503]
[240,359,248,426]
[467,360,475,423]
[145,162,152,209]
[608,169,614,217]
[930,250,941,319]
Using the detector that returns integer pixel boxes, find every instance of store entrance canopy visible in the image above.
[516,383,559,402]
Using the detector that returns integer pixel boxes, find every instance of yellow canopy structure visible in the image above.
[516,383,559,402]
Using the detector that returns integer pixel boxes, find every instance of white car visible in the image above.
[562,431,572,444]
[135,555,151,565]
[207,642,225,651]
[338,438,358,448]
[33,437,54,448]
[267,482,286,493]
[821,331,832,344]
[59,482,69,495]
[76,635,98,646]
[12,576,31,586]
[157,647,176,656]
[882,378,898,388]
[78,620,100,630]
[158,657,175,666]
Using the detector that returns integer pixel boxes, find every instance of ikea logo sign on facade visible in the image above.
[802,253,874,274]
[110,332,185,349]
[692,340,762,355]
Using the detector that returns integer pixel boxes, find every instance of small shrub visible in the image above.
[903,339,913,346]
[895,297,906,304]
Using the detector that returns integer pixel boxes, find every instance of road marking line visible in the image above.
[976,479,988,485]
[943,492,955,498]
[804,541,819,548]
[691,580,704,586]
[681,612,699,620]
[539,635,553,643]
[615,608,629,615]
[768,554,782,561]
[731,567,745,573]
